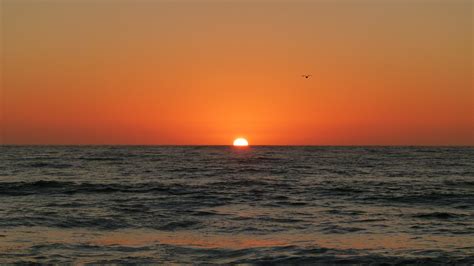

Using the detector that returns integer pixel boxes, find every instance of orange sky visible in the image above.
[1,0,473,145]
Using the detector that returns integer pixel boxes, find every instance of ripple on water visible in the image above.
[0,146,473,263]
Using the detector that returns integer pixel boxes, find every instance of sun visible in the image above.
[233,138,249,147]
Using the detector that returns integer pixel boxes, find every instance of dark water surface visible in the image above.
[0,146,473,264]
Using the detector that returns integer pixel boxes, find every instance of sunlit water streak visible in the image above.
[0,146,473,264]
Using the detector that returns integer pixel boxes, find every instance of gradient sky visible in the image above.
[1,0,473,145]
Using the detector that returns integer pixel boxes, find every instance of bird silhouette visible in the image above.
[301,75,312,79]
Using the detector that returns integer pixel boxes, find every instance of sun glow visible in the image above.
[233,138,249,147]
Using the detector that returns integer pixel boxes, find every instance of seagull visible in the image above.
[301,75,312,79]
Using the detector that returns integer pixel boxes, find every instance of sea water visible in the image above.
[0,146,473,263]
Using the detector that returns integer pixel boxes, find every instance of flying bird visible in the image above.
[301,75,312,79]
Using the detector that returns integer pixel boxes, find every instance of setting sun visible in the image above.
[233,138,249,147]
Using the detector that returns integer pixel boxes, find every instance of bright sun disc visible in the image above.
[233,138,249,147]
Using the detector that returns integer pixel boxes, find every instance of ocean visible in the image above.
[0,146,473,264]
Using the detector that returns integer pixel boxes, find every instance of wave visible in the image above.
[208,179,270,187]
[444,180,474,187]
[412,212,468,220]
[362,192,474,206]
[158,220,200,230]
[0,180,188,196]
[22,162,74,169]
[78,157,124,161]
[322,225,365,233]
[233,255,474,265]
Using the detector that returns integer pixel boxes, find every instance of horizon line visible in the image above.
[1,144,473,147]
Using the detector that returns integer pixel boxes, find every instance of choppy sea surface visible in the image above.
[0,146,473,264]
